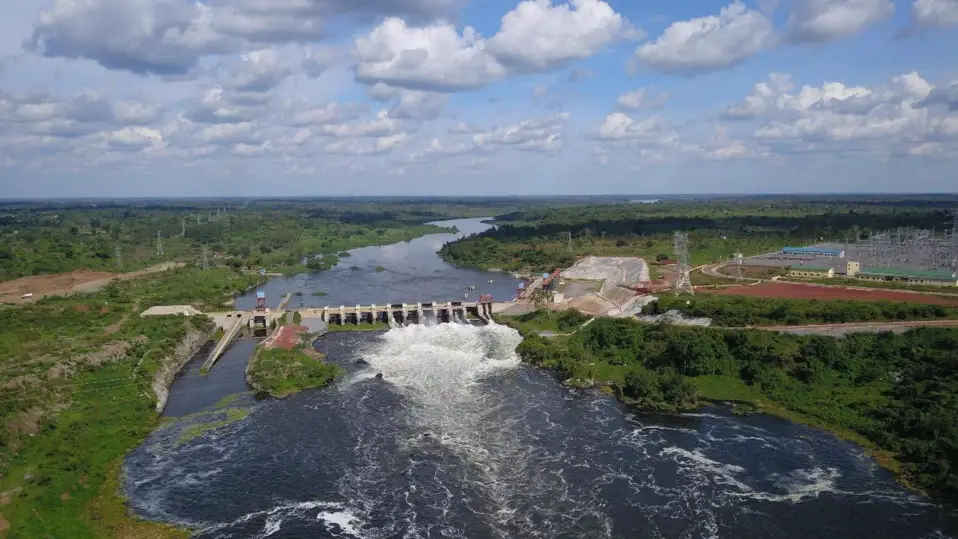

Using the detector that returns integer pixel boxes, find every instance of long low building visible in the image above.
[782,246,845,258]
[787,265,835,279]
[855,268,958,287]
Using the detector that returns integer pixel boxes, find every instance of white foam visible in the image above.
[317,509,364,537]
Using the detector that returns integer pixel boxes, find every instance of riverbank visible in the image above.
[0,267,266,537]
[500,309,958,501]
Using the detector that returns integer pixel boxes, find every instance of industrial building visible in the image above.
[782,247,845,258]
[787,262,956,287]
[787,265,835,279]
[855,268,958,287]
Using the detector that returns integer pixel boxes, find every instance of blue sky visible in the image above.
[0,0,956,197]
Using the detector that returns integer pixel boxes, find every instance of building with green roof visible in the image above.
[856,267,957,287]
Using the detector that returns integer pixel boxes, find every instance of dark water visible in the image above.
[125,219,958,538]
[236,219,523,311]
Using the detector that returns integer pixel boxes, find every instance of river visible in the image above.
[124,218,958,539]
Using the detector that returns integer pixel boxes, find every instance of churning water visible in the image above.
[124,219,958,538]
[125,323,958,539]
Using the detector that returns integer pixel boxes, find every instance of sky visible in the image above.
[0,0,957,197]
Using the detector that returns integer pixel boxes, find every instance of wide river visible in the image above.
[125,219,958,538]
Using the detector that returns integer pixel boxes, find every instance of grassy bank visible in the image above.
[501,309,958,500]
[326,322,391,333]
[0,267,264,537]
[648,294,958,327]
[247,346,345,399]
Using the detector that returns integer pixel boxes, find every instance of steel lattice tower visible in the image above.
[673,232,694,295]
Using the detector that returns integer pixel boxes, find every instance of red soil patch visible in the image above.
[268,325,308,350]
[0,262,184,304]
[706,282,958,305]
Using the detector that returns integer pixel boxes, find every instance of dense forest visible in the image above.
[0,200,491,280]
[441,197,958,272]
[647,294,958,327]
[507,311,958,500]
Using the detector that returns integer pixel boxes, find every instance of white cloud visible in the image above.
[26,0,235,75]
[285,101,364,127]
[725,72,958,156]
[784,0,894,43]
[906,0,958,31]
[319,110,400,137]
[354,0,632,91]
[617,88,670,110]
[324,132,409,155]
[596,112,677,143]
[301,45,341,77]
[354,18,506,91]
[103,126,164,149]
[389,90,447,120]
[634,2,773,74]
[112,100,162,125]
[226,49,293,91]
[486,0,636,71]
[472,112,568,152]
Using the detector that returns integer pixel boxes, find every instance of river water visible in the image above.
[125,219,958,539]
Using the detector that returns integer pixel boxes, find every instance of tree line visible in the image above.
[509,312,958,500]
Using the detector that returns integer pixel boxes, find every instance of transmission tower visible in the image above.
[567,231,573,252]
[202,245,209,270]
[114,245,122,269]
[181,218,186,238]
[732,251,744,280]
[673,232,694,295]
[156,231,164,256]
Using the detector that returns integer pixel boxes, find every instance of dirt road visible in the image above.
[745,319,958,337]
[0,262,184,304]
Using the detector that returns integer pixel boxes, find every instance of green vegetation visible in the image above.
[648,294,958,327]
[789,276,958,295]
[505,311,958,499]
[326,321,391,332]
[247,347,344,399]
[176,408,250,447]
[0,199,488,281]
[440,196,958,273]
[311,291,328,297]
[374,266,386,272]
[0,264,271,537]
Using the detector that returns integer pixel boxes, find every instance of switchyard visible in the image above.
[743,214,958,287]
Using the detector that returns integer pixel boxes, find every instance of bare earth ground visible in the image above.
[0,263,183,304]
[706,282,958,306]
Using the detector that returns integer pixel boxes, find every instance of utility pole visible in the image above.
[673,232,694,296]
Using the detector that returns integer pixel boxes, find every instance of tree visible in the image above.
[656,253,669,262]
